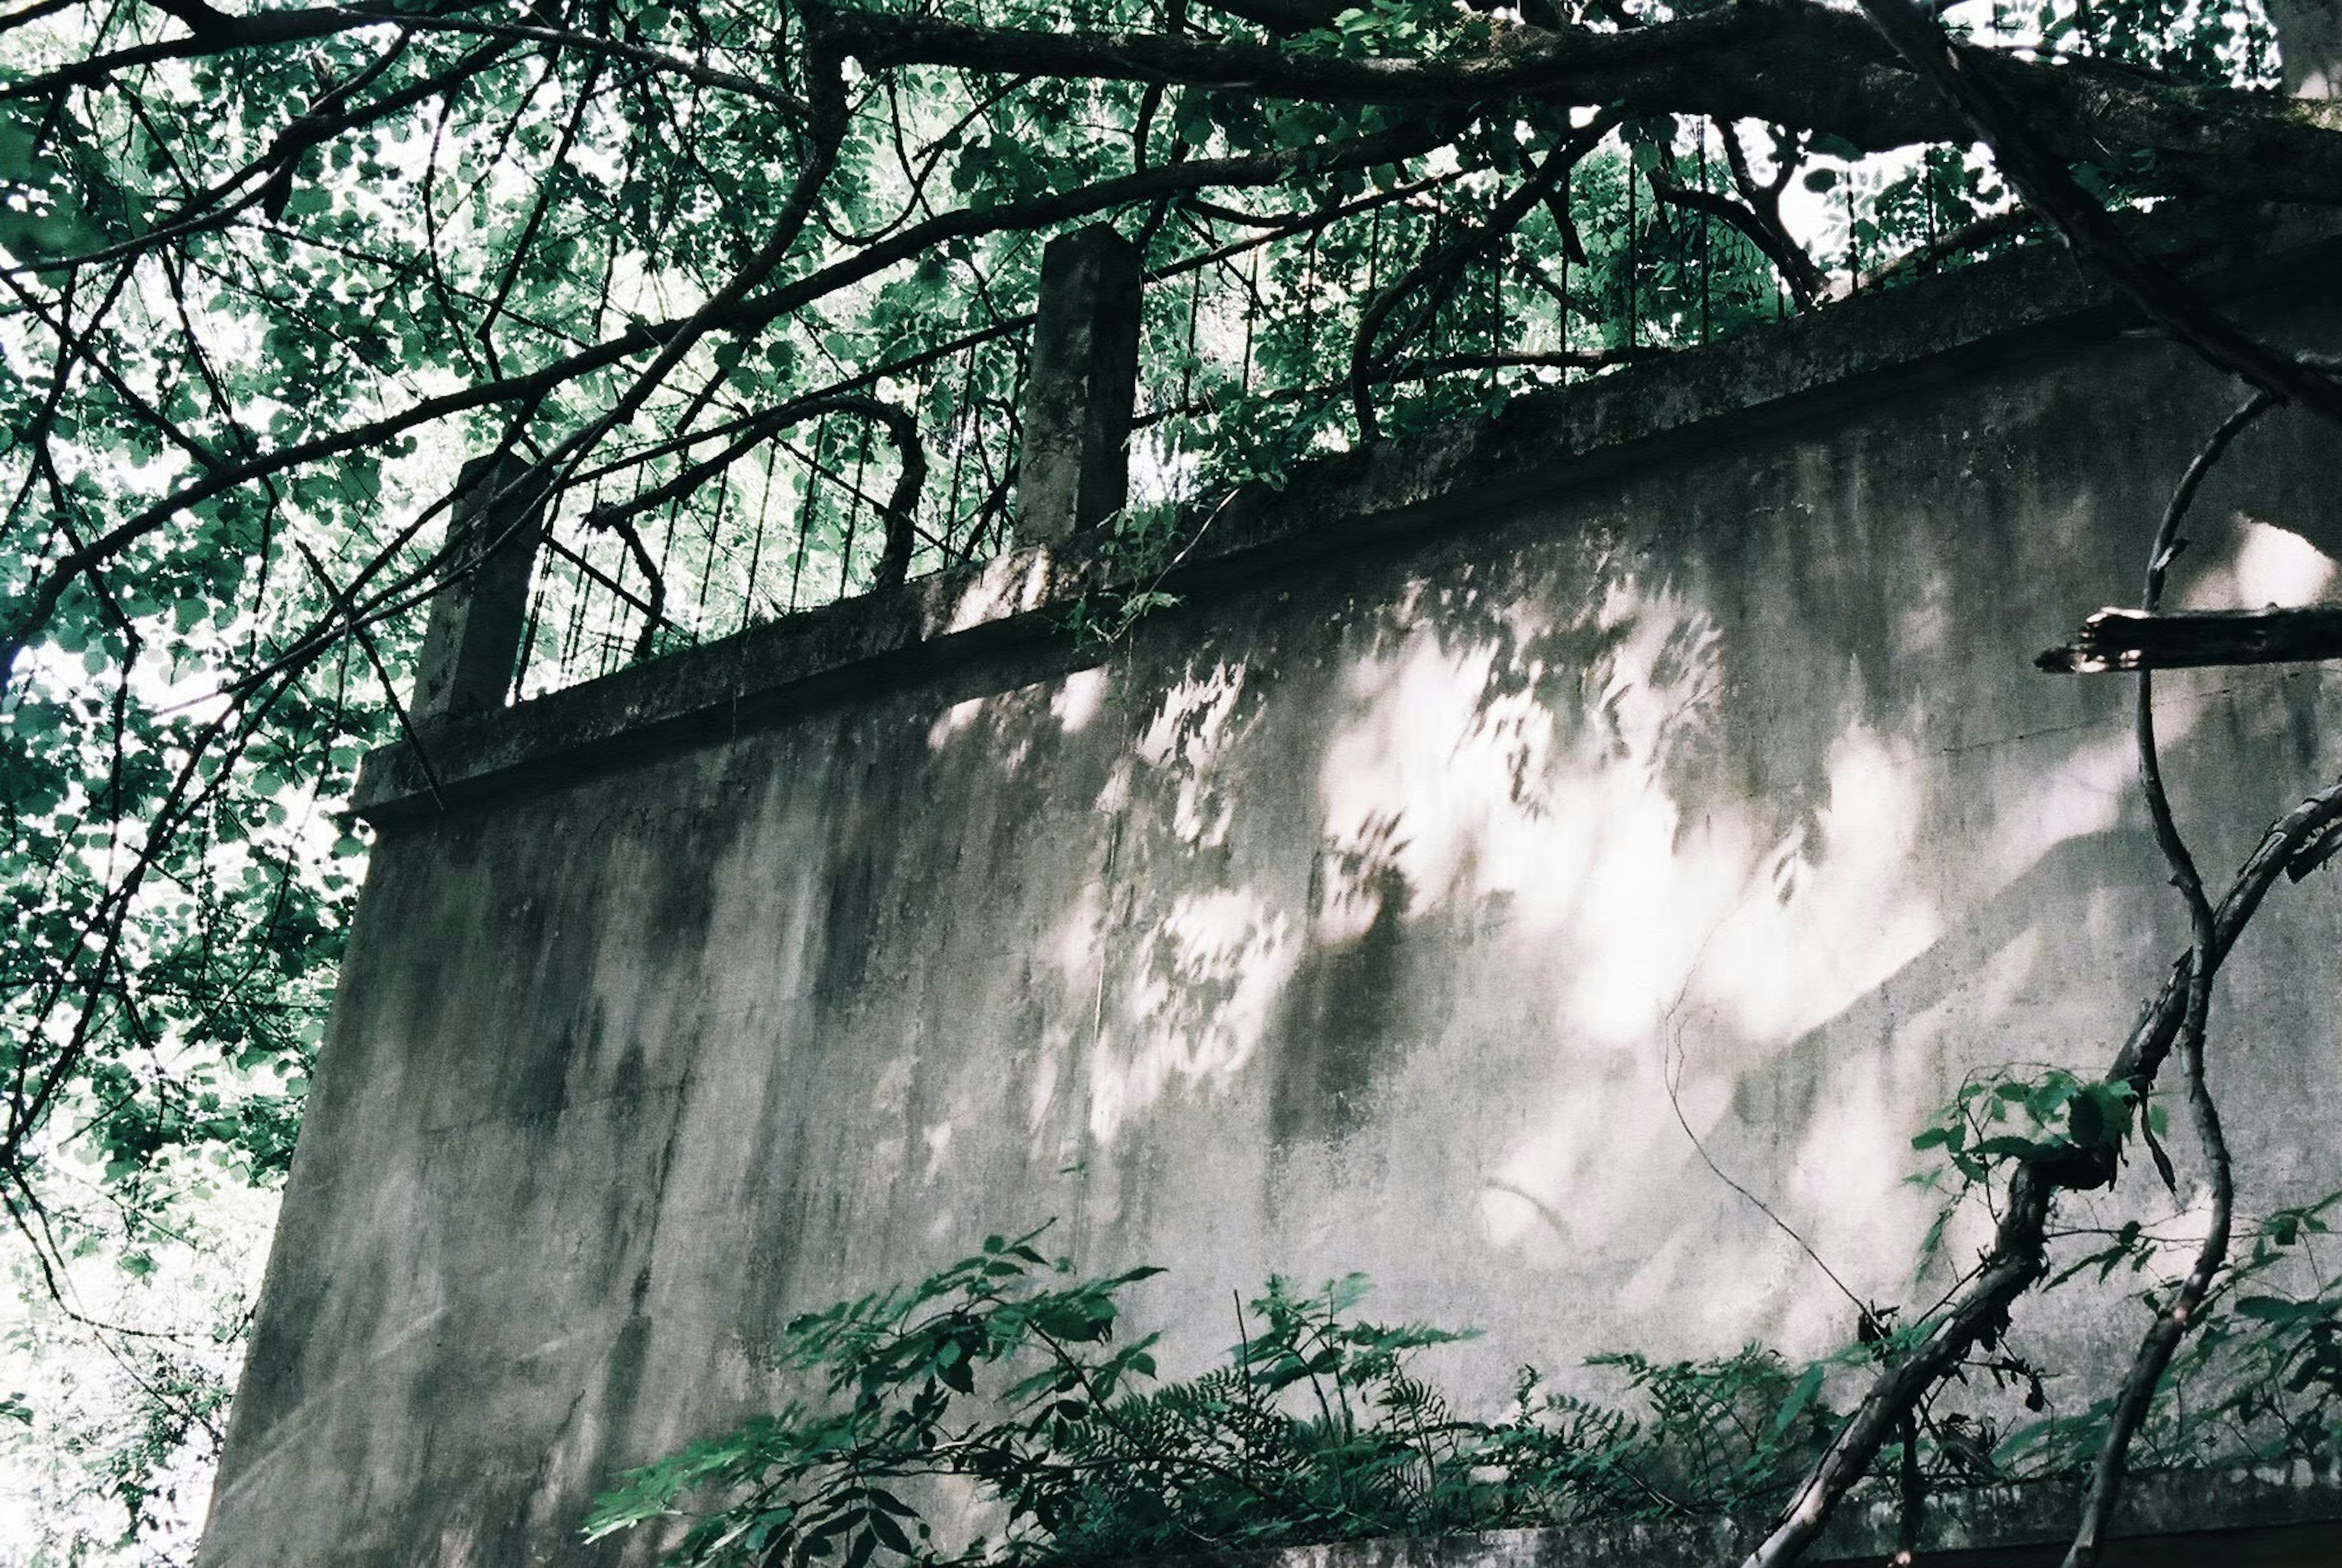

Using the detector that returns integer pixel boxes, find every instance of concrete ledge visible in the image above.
[1126,1466,2342,1568]
[351,213,2342,829]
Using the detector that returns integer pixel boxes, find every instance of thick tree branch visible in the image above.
[1854,0,2342,428]
[826,1,2342,204]
[0,0,504,96]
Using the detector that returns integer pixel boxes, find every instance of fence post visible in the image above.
[411,453,547,722]
[2269,0,2339,97]
[1015,224,1142,545]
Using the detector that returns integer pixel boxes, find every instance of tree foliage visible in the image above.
[581,1231,1849,1566]
[4,0,2341,1556]
[585,1219,2342,1568]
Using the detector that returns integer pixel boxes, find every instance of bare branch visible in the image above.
[2063,388,2266,1566]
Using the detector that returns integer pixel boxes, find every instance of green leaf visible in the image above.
[1769,1360,1827,1439]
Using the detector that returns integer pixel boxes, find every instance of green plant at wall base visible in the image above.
[586,1230,1855,1567]
[1900,1067,2166,1273]
[592,1187,2342,1568]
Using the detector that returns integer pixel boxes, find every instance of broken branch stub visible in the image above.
[2036,606,2342,673]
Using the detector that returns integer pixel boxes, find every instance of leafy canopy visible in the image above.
[0,0,2323,1552]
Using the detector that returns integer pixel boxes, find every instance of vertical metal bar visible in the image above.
[1697,121,1712,344]
[946,349,975,556]
[738,443,775,635]
[1239,245,1259,396]
[838,430,867,599]
[1179,267,1202,411]
[1845,177,1860,295]
[1924,143,1941,269]
[695,466,728,628]
[1486,232,1502,393]
[1299,230,1318,370]
[1625,157,1638,349]
[1560,162,1570,378]
[513,564,548,701]
[787,418,826,614]
[558,531,592,686]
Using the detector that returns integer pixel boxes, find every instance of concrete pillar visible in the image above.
[411,453,547,722]
[2269,0,2340,97]
[1015,225,1142,545]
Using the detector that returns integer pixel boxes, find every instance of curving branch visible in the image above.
[583,391,927,593]
[850,396,930,593]
[1641,160,1821,306]
[1723,123,1828,309]
[2061,390,2275,1567]
[1855,207,2035,295]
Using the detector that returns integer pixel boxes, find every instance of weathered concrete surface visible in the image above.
[209,229,2342,1568]
[2271,0,2342,97]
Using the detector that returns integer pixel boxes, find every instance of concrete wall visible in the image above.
[200,233,2342,1567]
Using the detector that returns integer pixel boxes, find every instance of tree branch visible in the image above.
[0,115,1443,689]
[1853,0,2342,428]
[826,1,2342,204]
[2034,605,2342,671]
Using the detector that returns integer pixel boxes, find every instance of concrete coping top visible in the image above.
[349,212,2342,828]
[1121,1463,2342,1568]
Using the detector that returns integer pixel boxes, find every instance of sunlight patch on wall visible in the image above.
[928,693,991,748]
[1314,582,1939,1056]
[1087,889,1297,1145]
[2180,515,2340,611]
[1132,660,1253,848]
[1052,666,1110,733]
[1682,727,1941,1050]
[1303,573,1970,1300]
[1316,634,1541,936]
[943,548,1055,634]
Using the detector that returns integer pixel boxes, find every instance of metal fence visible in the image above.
[499,132,1809,704]
[510,323,1033,700]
